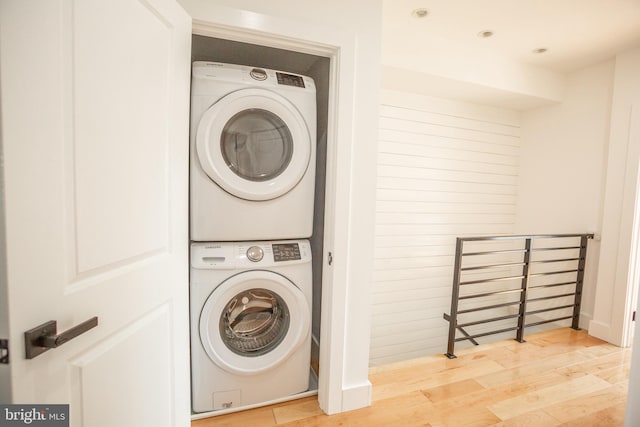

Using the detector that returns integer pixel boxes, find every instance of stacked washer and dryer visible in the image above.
[189,61,317,413]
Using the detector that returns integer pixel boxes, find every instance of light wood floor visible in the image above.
[191,328,631,426]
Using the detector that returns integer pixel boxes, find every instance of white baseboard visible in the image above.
[588,319,611,342]
[579,312,593,329]
[341,381,372,412]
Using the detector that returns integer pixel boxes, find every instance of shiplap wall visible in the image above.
[370,90,522,366]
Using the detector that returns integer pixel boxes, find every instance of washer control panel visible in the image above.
[191,240,310,269]
[272,243,301,262]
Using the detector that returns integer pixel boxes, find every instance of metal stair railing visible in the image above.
[443,233,593,359]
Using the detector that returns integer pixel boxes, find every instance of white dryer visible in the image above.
[190,62,317,241]
[190,240,312,413]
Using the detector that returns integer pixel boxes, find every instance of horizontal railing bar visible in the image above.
[461,259,579,273]
[458,233,594,242]
[458,301,521,314]
[530,257,579,264]
[529,269,578,278]
[463,249,526,257]
[525,316,573,328]
[461,262,526,271]
[526,305,575,316]
[460,270,579,286]
[462,246,582,257]
[453,313,576,342]
[529,281,577,290]
[459,289,523,300]
[460,275,524,286]
[455,305,574,324]
[454,314,575,343]
[457,313,520,328]
[454,326,520,342]
[528,292,576,303]
[531,246,581,252]
[456,295,576,316]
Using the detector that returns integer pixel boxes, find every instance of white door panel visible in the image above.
[0,1,191,426]
[73,0,172,272]
[70,306,174,427]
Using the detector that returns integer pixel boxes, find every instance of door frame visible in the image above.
[621,106,640,347]
[187,6,359,416]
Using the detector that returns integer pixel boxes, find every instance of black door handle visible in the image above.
[25,317,99,359]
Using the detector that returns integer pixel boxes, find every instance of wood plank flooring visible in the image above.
[191,328,631,426]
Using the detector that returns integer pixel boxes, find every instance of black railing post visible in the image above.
[572,235,589,330]
[515,238,532,343]
[445,238,464,359]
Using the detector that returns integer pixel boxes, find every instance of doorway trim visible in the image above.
[185,4,362,416]
[620,105,640,347]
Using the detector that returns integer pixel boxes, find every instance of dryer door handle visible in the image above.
[24,316,99,359]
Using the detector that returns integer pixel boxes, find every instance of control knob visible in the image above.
[249,68,267,81]
[246,246,264,262]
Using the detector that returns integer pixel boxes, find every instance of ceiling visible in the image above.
[382,0,640,75]
[380,0,640,109]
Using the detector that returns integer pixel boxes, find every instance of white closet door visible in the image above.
[0,1,191,426]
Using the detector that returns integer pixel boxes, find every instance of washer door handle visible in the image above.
[24,316,98,359]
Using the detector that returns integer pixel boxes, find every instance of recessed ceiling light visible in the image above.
[412,8,429,18]
[532,48,548,54]
[477,30,494,38]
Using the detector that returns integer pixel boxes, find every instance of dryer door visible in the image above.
[200,270,310,375]
[196,88,312,201]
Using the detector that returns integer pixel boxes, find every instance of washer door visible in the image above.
[199,270,310,375]
[196,88,312,201]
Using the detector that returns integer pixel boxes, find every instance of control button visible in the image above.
[246,246,264,262]
[249,68,267,81]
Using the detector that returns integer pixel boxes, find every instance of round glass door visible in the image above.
[221,109,293,182]
[200,271,310,375]
[196,88,312,201]
[220,288,290,357]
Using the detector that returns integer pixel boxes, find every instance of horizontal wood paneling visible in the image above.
[370,90,521,365]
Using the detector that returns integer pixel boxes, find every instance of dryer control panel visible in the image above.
[192,62,316,93]
[276,72,305,88]
[191,240,311,269]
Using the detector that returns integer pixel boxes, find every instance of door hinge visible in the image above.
[0,339,8,364]
[633,311,636,322]
[328,252,333,266]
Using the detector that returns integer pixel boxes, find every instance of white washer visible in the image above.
[190,62,317,241]
[190,240,312,413]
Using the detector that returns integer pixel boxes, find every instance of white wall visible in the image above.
[178,0,382,414]
[372,58,619,365]
[371,90,521,365]
[516,60,614,233]
[516,60,615,325]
